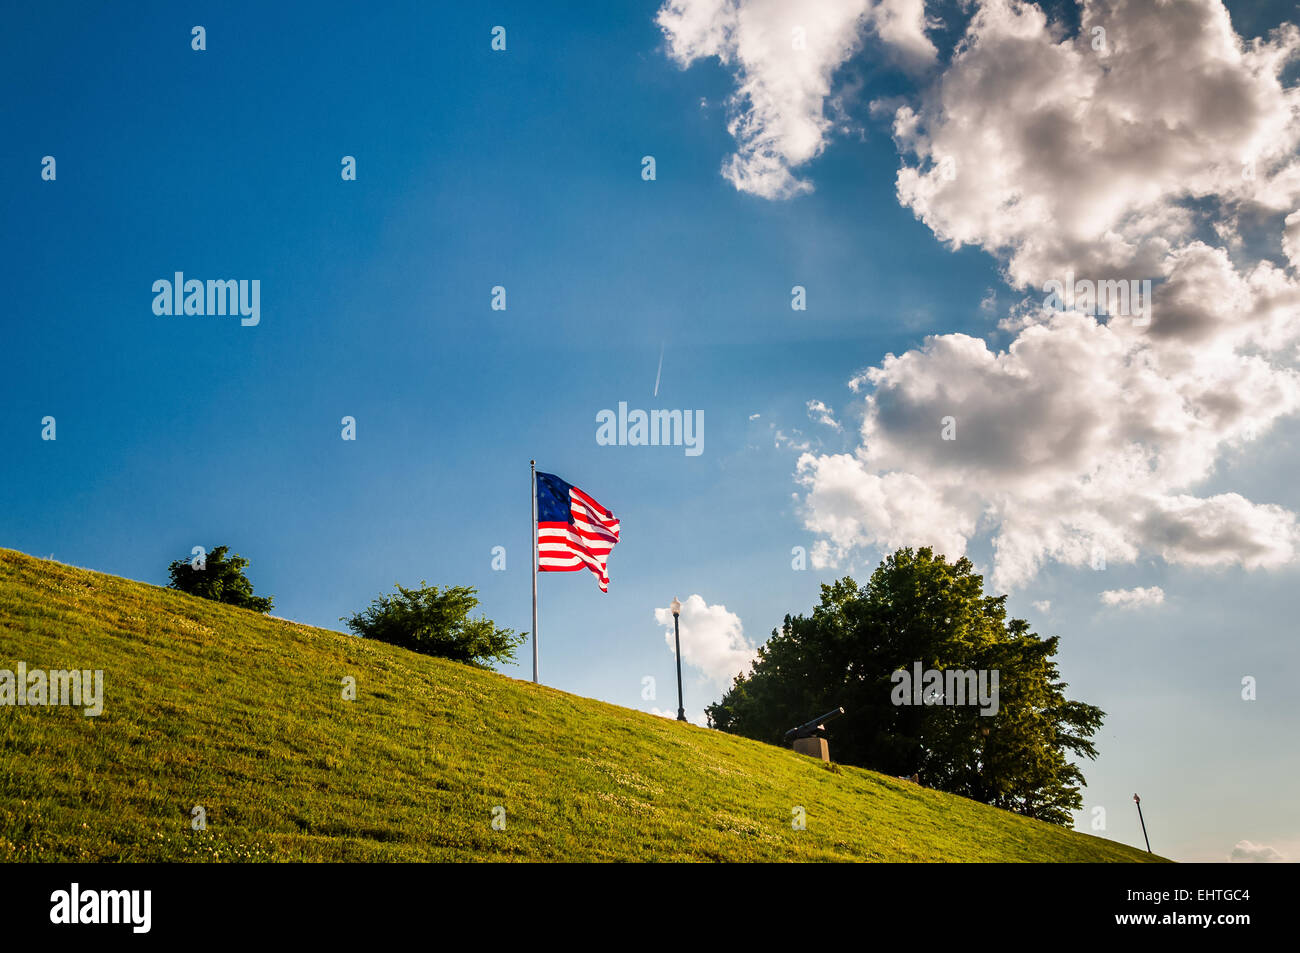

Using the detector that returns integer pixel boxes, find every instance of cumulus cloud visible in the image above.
[799,298,1300,589]
[893,0,1300,285]
[1032,600,1051,613]
[1099,586,1166,609]
[790,0,1300,591]
[1230,839,1286,862]
[657,0,936,198]
[654,595,758,687]
[1284,210,1300,269]
[798,452,976,568]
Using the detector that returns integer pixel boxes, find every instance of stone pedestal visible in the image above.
[792,737,829,762]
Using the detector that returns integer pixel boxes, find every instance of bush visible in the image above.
[166,545,274,613]
[342,582,522,669]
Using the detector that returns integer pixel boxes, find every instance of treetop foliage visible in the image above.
[706,547,1104,825]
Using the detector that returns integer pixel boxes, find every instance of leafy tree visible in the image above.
[166,545,274,613]
[706,547,1103,825]
[343,582,523,670]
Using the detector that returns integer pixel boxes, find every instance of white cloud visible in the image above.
[1284,210,1300,269]
[807,399,843,430]
[892,0,1300,286]
[791,0,1300,591]
[1099,586,1166,609]
[797,452,976,567]
[654,594,758,688]
[1230,839,1286,862]
[774,427,812,451]
[657,0,936,199]
[1032,600,1051,613]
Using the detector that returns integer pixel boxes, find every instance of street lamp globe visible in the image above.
[670,597,681,616]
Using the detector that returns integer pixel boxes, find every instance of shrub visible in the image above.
[343,582,522,669]
[166,545,274,613]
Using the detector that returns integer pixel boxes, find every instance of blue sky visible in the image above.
[3,0,1298,863]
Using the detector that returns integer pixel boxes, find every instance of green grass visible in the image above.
[0,547,1164,862]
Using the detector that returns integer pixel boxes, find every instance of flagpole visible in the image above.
[531,459,539,684]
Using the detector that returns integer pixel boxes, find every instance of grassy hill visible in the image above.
[0,548,1163,862]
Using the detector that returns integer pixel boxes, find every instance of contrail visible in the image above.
[653,342,664,397]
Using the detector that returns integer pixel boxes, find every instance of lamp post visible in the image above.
[1133,793,1152,853]
[671,597,686,722]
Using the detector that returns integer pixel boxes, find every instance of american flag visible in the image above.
[536,471,620,591]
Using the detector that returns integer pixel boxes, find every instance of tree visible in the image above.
[706,547,1104,826]
[342,582,523,670]
[166,545,274,613]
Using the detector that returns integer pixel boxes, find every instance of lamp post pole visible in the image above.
[1133,793,1152,853]
[671,597,686,722]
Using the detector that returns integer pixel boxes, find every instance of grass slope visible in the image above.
[0,548,1163,862]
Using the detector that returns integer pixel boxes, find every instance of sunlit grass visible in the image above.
[0,548,1164,862]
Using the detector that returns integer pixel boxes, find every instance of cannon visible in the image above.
[783,707,845,744]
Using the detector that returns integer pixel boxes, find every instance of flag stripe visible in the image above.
[535,473,619,592]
